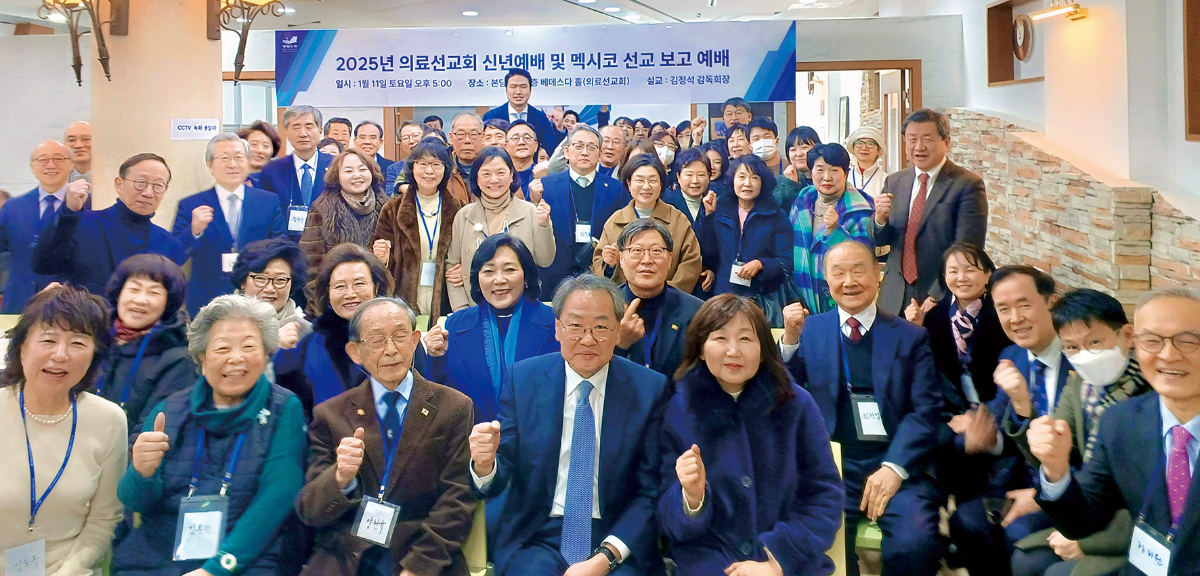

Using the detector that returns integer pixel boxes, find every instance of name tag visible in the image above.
[174,496,227,561]
[575,223,591,243]
[420,262,437,287]
[729,261,752,287]
[961,373,981,405]
[221,253,238,275]
[852,394,889,441]
[1129,520,1171,576]
[354,497,401,547]
[287,206,309,233]
[4,539,45,576]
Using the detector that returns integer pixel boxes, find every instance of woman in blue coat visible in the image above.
[422,233,559,424]
[698,154,794,325]
[659,293,844,576]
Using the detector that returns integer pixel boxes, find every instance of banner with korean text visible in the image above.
[275,22,797,107]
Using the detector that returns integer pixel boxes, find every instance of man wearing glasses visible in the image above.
[384,120,428,196]
[173,133,286,316]
[31,152,186,295]
[447,112,485,203]
[469,274,670,576]
[0,141,87,312]
[532,125,630,300]
[506,120,540,199]
[483,68,566,154]
[1031,287,1200,575]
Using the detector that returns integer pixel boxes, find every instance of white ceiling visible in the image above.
[1,0,878,29]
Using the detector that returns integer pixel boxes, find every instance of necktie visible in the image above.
[902,172,929,285]
[845,317,863,343]
[1168,425,1193,526]
[561,380,596,565]
[576,176,588,188]
[300,164,314,206]
[382,390,402,444]
[226,193,242,246]
[1030,359,1048,417]
[39,196,58,234]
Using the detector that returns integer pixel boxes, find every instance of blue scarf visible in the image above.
[482,299,524,400]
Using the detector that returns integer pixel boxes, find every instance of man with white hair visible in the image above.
[258,105,334,238]
[446,112,485,203]
[172,133,285,315]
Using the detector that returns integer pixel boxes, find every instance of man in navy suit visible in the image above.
[483,68,566,154]
[352,120,394,174]
[258,105,333,238]
[781,240,945,576]
[173,133,285,315]
[612,220,703,380]
[31,153,186,295]
[1031,288,1200,576]
[469,274,670,576]
[531,125,630,301]
[0,141,83,312]
[948,266,1068,576]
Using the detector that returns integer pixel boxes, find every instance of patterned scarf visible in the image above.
[1081,357,1150,462]
[951,297,984,360]
[113,317,155,344]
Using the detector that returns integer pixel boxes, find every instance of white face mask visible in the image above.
[1069,346,1130,387]
[656,147,675,165]
[752,139,777,159]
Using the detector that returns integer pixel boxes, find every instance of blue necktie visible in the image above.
[39,196,58,234]
[1030,359,1048,417]
[561,380,596,565]
[382,390,402,444]
[300,164,314,206]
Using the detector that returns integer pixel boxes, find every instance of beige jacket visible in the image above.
[591,199,702,293]
[446,197,556,310]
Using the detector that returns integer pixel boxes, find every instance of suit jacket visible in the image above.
[477,353,671,576]
[172,187,286,315]
[614,285,703,381]
[1036,392,1200,576]
[258,152,334,235]
[539,170,630,300]
[375,154,395,174]
[874,159,988,315]
[297,374,476,576]
[482,103,566,154]
[0,189,59,313]
[424,299,560,423]
[925,293,1011,412]
[992,344,1075,489]
[787,309,943,473]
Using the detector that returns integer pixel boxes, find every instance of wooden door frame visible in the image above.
[795,60,922,113]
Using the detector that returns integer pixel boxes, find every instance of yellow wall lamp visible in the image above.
[39,0,124,86]
[1031,0,1088,22]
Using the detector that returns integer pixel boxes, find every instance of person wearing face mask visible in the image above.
[299,149,390,314]
[651,132,681,191]
[1001,289,1149,576]
[786,143,876,315]
[443,147,555,311]
[747,117,784,176]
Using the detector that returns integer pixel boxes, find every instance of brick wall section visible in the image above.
[941,108,1195,305]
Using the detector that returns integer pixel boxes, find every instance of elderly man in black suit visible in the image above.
[873,109,988,316]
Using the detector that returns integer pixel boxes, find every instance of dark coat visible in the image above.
[992,344,1075,489]
[172,187,286,315]
[274,310,364,416]
[699,190,793,297]
[925,293,1011,411]
[373,187,463,322]
[258,153,333,237]
[0,188,60,313]
[538,169,630,300]
[96,309,196,438]
[614,285,703,381]
[658,368,844,576]
[297,375,476,576]
[482,103,566,154]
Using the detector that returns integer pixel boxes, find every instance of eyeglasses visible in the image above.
[330,279,373,295]
[249,273,291,289]
[413,161,442,172]
[400,134,422,143]
[1134,332,1200,354]
[507,133,537,143]
[1062,340,1116,356]
[359,331,412,351]
[623,246,669,260]
[570,144,600,153]
[453,131,483,140]
[128,179,168,195]
[33,156,71,166]
[853,140,879,149]
[560,322,613,342]
[601,138,623,147]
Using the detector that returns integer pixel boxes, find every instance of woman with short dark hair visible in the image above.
[659,294,843,576]
[700,141,732,197]
[0,285,126,576]
[97,254,196,435]
[238,121,282,188]
[633,118,653,140]
[782,126,821,191]
[232,237,311,343]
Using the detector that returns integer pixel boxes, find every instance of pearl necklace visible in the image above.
[25,403,72,425]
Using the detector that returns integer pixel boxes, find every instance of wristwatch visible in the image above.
[591,545,619,572]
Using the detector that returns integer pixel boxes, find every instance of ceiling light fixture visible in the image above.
[579,0,597,3]
[1031,0,1087,21]
[282,6,295,13]
[39,0,114,85]
[462,10,478,16]
[603,6,620,12]
[625,13,641,20]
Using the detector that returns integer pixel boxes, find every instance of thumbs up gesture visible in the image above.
[676,444,706,511]
[617,298,645,349]
[335,427,366,488]
[133,412,171,478]
[535,198,552,227]
[904,298,925,326]
[1029,416,1073,482]
[470,421,502,476]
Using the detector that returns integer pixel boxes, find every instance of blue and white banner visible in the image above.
[275,22,796,107]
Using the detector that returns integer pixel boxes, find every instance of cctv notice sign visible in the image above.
[171,119,221,141]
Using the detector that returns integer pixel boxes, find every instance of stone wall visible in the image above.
[943,108,1199,305]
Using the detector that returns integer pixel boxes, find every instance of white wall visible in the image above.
[0,35,91,195]
[1157,0,1200,213]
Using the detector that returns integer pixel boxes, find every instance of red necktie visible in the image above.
[902,172,929,285]
[1168,425,1193,526]
[846,317,863,343]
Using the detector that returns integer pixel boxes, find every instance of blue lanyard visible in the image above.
[188,428,247,498]
[838,333,856,395]
[376,413,403,501]
[419,194,442,253]
[20,390,77,531]
[643,308,665,369]
[1138,447,1181,538]
[118,333,153,408]
[851,167,877,192]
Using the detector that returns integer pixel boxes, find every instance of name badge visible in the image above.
[575,223,591,243]
[729,260,752,287]
[287,206,309,233]
[1129,519,1171,576]
[353,497,401,547]
[4,539,45,576]
[174,495,228,561]
[221,253,238,275]
[420,262,437,287]
[852,394,889,441]
[961,373,981,405]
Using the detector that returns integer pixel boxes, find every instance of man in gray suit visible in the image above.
[874,109,988,316]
